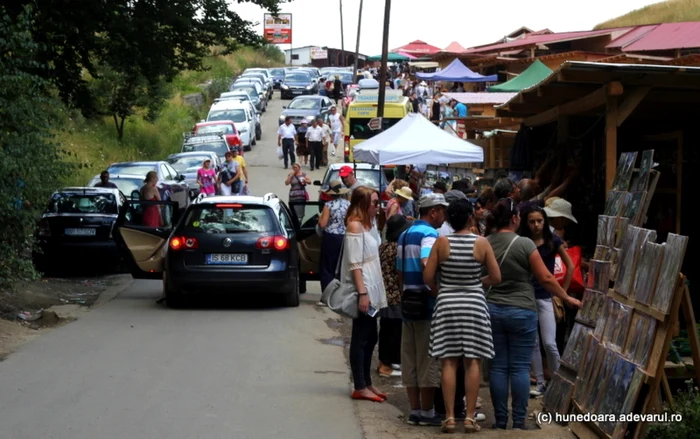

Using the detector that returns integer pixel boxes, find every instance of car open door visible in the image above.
[288,200,323,284]
[112,200,179,279]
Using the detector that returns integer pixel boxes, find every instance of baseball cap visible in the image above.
[444,190,466,203]
[418,193,449,209]
[339,166,353,178]
[433,181,447,192]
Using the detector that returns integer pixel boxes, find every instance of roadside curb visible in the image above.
[91,274,134,308]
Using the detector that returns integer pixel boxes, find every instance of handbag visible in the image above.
[400,228,430,320]
[321,234,365,319]
[552,296,566,323]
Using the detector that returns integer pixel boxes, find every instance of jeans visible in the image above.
[532,298,560,387]
[350,313,378,390]
[488,303,537,428]
[282,138,295,167]
[309,141,323,169]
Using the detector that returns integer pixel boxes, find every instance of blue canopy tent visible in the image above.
[416,58,497,82]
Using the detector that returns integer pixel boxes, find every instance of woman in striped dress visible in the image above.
[424,199,501,433]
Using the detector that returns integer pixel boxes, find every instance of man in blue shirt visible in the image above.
[396,193,448,426]
[455,101,468,117]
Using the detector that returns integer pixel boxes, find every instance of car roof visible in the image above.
[245,68,270,74]
[193,193,282,209]
[168,151,218,158]
[184,135,226,144]
[93,173,146,180]
[196,121,234,126]
[109,161,163,166]
[209,100,251,110]
[290,95,325,101]
[327,163,382,170]
[57,187,121,194]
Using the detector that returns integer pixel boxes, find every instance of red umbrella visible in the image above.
[391,40,442,55]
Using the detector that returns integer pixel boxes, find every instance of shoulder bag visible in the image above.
[321,233,365,319]
[400,228,430,320]
[487,234,519,293]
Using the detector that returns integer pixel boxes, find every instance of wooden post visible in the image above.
[605,95,618,191]
[488,136,496,168]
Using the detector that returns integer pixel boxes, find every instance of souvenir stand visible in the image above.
[541,150,699,439]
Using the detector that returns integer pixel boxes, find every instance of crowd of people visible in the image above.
[320,158,585,432]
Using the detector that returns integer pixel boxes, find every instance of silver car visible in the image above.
[166,151,222,199]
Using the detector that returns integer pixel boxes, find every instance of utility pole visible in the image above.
[352,0,363,81]
[376,0,391,119]
[339,0,345,66]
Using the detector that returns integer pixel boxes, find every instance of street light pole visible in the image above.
[339,0,345,66]
[352,0,363,81]
[376,0,391,119]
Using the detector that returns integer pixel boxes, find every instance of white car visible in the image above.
[207,101,257,149]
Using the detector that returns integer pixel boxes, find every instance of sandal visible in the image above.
[464,418,481,433]
[440,417,456,434]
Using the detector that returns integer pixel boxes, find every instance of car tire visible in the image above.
[164,273,184,308]
[256,129,261,141]
[299,275,307,294]
[284,271,301,307]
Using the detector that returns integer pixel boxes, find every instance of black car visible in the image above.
[106,161,190,211]
[270,68,286,88]
[113,193,307,307]
[280,72,318,99]
[34,187,125,272]
[279,95,334,128]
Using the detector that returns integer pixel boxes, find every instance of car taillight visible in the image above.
[344,136,350,159]
[169,236,198,250]
[256,235,289,251]
[38,219,50,237]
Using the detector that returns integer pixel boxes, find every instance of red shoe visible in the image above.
[351,390,383,402]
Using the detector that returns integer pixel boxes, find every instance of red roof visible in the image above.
[619,22,700,52]
[443,41,466,53]
[606,25,657,49]
[392,40,442,55]
[462,28,627,54]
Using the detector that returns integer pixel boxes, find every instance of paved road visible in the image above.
[0,91,360,439]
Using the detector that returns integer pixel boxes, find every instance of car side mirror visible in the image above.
[282,106,286,109]
[176,174,185,181]
[313,180,321,186]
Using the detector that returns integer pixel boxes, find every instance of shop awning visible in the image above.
[488,60,553,92]
[415,58,497,83]
[367,52,410,61]
[409,61,439,68]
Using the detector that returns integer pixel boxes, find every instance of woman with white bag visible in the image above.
[344,186,387,402]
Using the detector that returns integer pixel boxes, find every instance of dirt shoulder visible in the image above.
[330,314,576,439]
[0,274,133,360]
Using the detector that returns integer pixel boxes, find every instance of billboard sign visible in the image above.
[263,13,292,44]
[310,47,328,60]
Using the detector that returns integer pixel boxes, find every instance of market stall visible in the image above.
[415,58,497,83]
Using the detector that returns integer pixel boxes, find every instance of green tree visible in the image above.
[0,6,73,287]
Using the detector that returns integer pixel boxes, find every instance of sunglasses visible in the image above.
[371,199,380,206]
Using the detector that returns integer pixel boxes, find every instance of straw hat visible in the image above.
[395,186,413,200]
[323,180,350,196]
[544,198,577,223]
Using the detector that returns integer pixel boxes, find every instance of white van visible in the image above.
[207,101,257,150]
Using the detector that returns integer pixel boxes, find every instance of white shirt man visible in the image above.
[305,125,324,142]
[328,108,343,156]
[277,119,297,169]
[306,122,325,170]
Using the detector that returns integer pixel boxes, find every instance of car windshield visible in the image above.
[270,69,285,76]
[182,142,228,156]
[197,124,234,134]
[232,86,258,97]
[207,109,246,123]
[107,164,156,177]
[288,98,320,110]
[47,193,118,214]
[338,73,353,82]
[325,169,386,191]
[349,118,402,140]
[285,74,310,82]
[167,156,209,173]
[242,74,264,81]
[184,205,276,234]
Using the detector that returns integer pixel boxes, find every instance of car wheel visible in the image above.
[245,139,252,152]
[284,271,301,307]
[299,275,307,294]
[252,136,256,146]
[256,129,261,141]
[163,273,184,308]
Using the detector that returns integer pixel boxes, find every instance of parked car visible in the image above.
[280,72,319,99]
[269,68,286,88]
[105,161,190,211]
[166,151,222,199]
[313,163,390,204]
[193,121,243,152]
[206,101,257,150]
[87,173,144,198]
[229,82,267,112]
[33,187,125,272]
[279,95,333,128]
[298,67,321,83]
[215,90,254,104]
[240,72,273,99]
[113,193,303,307]
[181,133,231,160]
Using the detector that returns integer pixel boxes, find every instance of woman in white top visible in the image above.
[344,186,387,402]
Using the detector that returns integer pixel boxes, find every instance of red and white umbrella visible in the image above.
[391,40,442,55]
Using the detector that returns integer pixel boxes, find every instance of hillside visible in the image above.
[58,46,283,185]
[595,0,700,29]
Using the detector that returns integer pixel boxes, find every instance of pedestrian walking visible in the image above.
[218,151,240,196]
[305,119,325,170]
[285,163,310,220]
[319,117,333,165]
[328,106,344,157]
[333,75,342,104]
[277,117,297,169]
[196,159,217,197]
[343,186,387,402]
[296,120,310,168]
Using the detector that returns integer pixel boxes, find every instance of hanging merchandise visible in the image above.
[509,124,532,169]
[553,246,585,294]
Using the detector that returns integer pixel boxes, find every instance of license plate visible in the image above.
[64,228,96,236]
[292,90,302,94]
[206,253,248,265]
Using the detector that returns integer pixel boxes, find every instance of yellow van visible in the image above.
[343,91,411,162]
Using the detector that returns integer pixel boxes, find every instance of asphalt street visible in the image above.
[0,91,360,439]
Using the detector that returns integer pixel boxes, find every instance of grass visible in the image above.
[595,0,700,29]
[58,46,284,185]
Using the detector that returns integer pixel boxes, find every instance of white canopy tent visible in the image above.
[352,113,483,165]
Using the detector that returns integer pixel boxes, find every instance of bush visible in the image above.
[647,380,700,438]
[0,6,73,287]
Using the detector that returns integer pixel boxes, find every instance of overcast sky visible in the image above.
[233,0,663,55]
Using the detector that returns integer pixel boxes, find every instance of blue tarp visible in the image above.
[416,59,497,83]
